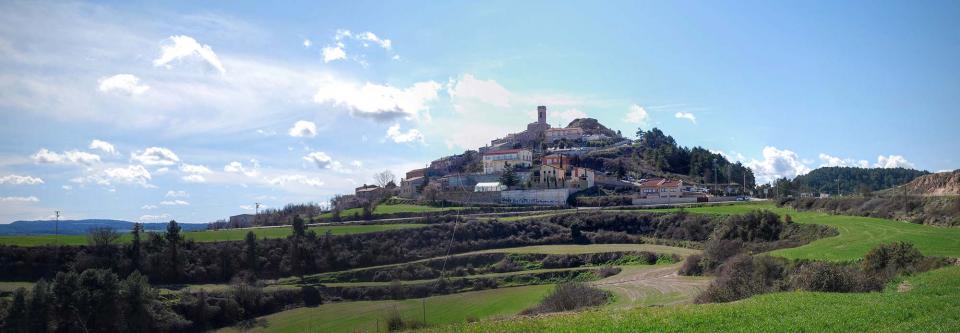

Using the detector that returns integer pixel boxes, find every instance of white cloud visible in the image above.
[141,204,158,210]
[288,120,318,138]
[386,124,424,143]
[165,190,189,198]
[0,196,39,202]
[100,165,153,187]
[138,213,170,222]
[322,44,346,63]
[551,108,588,125]
[267,174,324,187]
[875,155,915,169]
[624,104,650,125]
[746,146,812,183]
[447,74,512,108]
[303,151,334,169]
[0,174,44,185]
[97,74,149,95]
[355,31,392,50]
[818,153,870,168]
[130,147,180,166]
[160,199,189,206]
[223,160,260,177]
[62,185,72,190]
[153,35,226,74]
[303,39,312,47]
[32,148,101,166]
[350,160,363,168]
[313,80,441,122]
[181,174,206,183]
[179,163,212,174]
[88,139,118,155]
[674,112,697,123]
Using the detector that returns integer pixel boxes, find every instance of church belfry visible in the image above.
[537,105,547,124]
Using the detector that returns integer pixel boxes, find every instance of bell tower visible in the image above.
[537,105,547,124]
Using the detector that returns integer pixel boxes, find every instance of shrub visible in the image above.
[862,242,923,278]
[789,261,880,292]
[596,266,622,278]
[695,255,788,303]
[301,286,322,307]
[521,282,610,315]
[678,254,704,276]
[700,239,743,274]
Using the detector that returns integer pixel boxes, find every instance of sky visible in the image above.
[1,0,958,224]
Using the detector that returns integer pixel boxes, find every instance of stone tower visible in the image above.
[537,105,547,124]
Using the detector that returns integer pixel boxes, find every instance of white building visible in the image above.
[482,149,533,174]
[545,127,584,142]
[475,182,506,192]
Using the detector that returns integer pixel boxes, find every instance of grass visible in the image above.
[318,203,466,219]
[216,284,554,333]
[468,244,700,256]
[420,266,960,332]
[653,202,960,261]
[0,223,426,247]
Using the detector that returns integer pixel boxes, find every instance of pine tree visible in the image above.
[244,231,258,273]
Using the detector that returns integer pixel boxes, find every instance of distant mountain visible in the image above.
[883,169,960,196]
[0,219,207,236]
[791,166,929,194]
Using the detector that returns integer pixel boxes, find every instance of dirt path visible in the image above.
[592,264,712,307]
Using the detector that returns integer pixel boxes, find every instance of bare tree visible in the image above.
[373,170,396,187]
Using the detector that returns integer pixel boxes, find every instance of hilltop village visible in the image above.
[336,106,752,212]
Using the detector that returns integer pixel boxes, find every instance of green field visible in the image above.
[468,244,700,256]
[217,284,553,333]
[0,223,426,247]
[319,204,466,219]
[665,202,960,261]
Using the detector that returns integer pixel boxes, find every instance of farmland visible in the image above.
[0,223,426,246]
[318,203,466,219]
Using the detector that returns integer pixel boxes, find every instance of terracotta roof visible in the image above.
[483,149,529,155]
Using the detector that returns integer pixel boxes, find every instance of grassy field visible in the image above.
[656,202,960,261]
[468,244,700,256]
[421,266,960,332]
[0,223,426,247]
[217,284,553,333]
[318,203,466,219]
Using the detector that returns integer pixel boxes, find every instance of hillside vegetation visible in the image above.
[883,169,960,196]
[789,195,960,226]
[787,166,928,194]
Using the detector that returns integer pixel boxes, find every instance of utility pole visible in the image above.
[836,177,841,197]
[255,202,261,215]
[55,210,60,242]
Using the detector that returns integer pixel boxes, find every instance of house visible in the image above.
[545,127,584,142]
[228,214,255,228]
[406,168,426,180]
[637,178,683,198]
[475,182,506,192]
[399,176,426,198]
[541,154,571,168]
[538,164,566,188]
[570,167,596,188]
[482,149,533,174]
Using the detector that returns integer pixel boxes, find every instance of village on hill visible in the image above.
[335,105,750,213]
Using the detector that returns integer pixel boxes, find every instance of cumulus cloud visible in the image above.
[313,80,441,122]
[160,199,189,206]
[88,139,118,155]
[0,196,39,202]
[746,146,812,183]
[165,190,189,198]
[288,120,318,138]
[0,174,44,185]
[97,74,149,95]
[875,155,915,169]
[322,43,347,63]
[303,152,334,169]
[71,165,153,187]
[181,174,206,183]
[386,124,424,143]
[267,174,324,187]
[32,148,101,166]
[153,35,226,74]
[141,204,158,210]
[179,163,212,174]
[674,112,696,123]
[818,153,869,168]
[447,74,512,108]
[321,29,393,63]
[302,39,312,48]
[130,147,180,166]
[624,104,650,125]
[223,160,260,177]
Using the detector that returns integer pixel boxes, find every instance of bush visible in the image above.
[301,286,322,307]
[695,255,788,303]
[596,266,622,278]
[862,242,923,278]
[789,261,880,292]
[700,239,743,274]
[521,282,610,315]
[678,254,704,276]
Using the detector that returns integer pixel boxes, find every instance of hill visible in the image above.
[789,166,928,194]
[566,118,620,138]
[0,219,207,235]
[891,170,960,196]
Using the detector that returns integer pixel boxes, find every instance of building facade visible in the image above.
[638,178,683,198]
[482,149,533,174]
[545,127,584,142]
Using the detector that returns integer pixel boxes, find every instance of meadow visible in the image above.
[422,266,960,332]
[318,203,466,219]
[216,284,554,333]
[0,223,426,247]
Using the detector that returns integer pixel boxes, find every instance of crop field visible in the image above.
[0,223,426,247]
[318,204,466,219]
[651,202,960,261]
[422,266,960,333]
[217,284,554,333]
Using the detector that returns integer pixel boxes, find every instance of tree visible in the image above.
[373,170,396,188]
[244,231,258,273]
[3,288,28,333]
[128,223,143,273]
[500,166,519,187]
[164,220,184,282]
[27,279,51,333]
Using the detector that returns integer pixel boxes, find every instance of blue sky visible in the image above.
[1,0,958,223]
